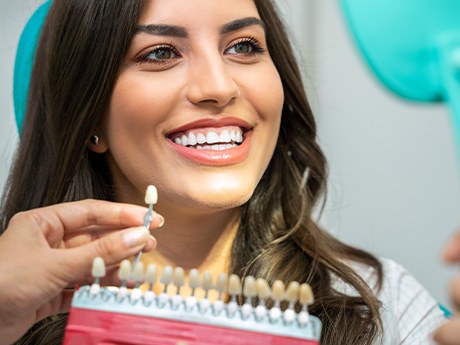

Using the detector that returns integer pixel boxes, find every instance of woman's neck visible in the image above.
[142,204,240,276]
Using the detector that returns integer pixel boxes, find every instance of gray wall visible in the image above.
[1,0,459,308]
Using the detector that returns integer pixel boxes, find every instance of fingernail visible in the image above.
[123,226,149,247]
[149,235,157,249]
[153,213,165,228]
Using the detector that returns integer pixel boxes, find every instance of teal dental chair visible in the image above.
[13,0,51,131]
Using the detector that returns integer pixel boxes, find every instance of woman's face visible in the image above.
[102,0,284,211]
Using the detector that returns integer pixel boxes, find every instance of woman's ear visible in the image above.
[87,134,108,153]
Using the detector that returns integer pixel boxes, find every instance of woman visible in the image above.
[0,0,444,344]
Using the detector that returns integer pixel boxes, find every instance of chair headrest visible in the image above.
[13,1,51,132]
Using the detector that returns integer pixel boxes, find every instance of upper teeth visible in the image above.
[173,129,244,147]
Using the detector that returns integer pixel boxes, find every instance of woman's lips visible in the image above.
[165,117,253,166]
[167,129,252,166]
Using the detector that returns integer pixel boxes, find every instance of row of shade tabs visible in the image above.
[88,257,315,326]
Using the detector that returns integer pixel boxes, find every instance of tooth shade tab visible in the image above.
[160,265,174,290]
[299,283,314,305]
[173,267,186,289]
[256,279,271,300]
[145,185,158,204]
[91,257,106,278]
[285,281,300,303]
[145,264,157,284]
[243,276,257,298]
[201,271,213,292]
[188,269,200,290]
[118,260,132,281]
[272,280,285,301]
[215,273,228,298]
[132,261,144,282]
[228,274,242,296]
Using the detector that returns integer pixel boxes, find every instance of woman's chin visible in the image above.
[187,190,252,211]
[162,186,254,213]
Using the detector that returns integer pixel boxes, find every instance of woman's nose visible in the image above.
[186,55,240,107]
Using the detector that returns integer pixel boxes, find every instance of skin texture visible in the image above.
[434,232,460,345]
[94,0,284,272]
[0,200,163,345]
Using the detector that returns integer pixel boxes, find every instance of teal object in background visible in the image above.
[340,0,460,156]
[13,1,51,132]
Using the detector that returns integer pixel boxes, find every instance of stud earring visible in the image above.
[90,134,100,146]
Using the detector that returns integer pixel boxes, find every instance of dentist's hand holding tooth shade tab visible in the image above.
[2,0,446,344]
[0,200,162,345]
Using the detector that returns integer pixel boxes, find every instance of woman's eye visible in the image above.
[138,45,180,64]
[231,42,253,54]
[226,38,265,56]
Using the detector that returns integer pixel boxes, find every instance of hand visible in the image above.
[442,231,460,264]
[434,231,460,345]
[0,199,163,345]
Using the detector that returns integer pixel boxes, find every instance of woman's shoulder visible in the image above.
[347,257,446,344]
[348,257,423,293]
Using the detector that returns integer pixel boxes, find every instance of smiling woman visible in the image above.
[0,0,445,344]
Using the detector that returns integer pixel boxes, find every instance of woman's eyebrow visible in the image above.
[136,24,188,37]
[135,17,265,38]
[220,17,265,34]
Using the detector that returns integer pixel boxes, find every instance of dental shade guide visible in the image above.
[132,185,158,267]
[64,262,322,344]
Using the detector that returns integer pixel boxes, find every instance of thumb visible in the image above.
[62,226,151,276]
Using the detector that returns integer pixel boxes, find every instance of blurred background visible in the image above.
[1,0,459,308]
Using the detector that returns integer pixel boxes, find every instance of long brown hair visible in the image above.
[1,0,383,344]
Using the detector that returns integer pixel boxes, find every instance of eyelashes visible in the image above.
[227,37,266,55]
[136,44,181,65]
[136,37,266,66]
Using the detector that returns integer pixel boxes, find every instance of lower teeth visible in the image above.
[191,143,238,150]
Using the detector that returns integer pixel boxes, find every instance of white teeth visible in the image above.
[173,128,244,148]
[235,131,243,143]
[196,133,207,144]
[181,134,188,146]
[196,144,237,150]
[188,132,197,146]
[206,131,220,144]
[220,130,231,143]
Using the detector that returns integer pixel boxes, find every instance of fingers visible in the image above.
[49,200,164,232]
[450,277,460,311]
[443,231,460,263]
[60,226,155,278]
[8,200,164,248]
[434,319,460,345]
[142,236,157,252]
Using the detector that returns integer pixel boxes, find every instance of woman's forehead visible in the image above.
[138,0,261,27]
